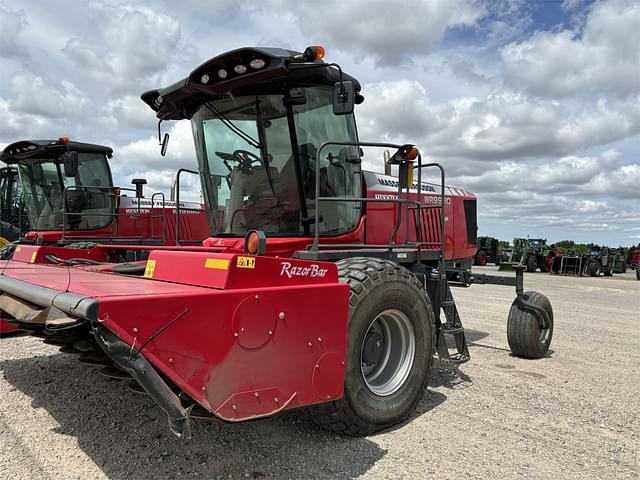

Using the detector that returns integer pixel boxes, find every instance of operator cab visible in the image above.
[143,47,364,238]
[0,139,114,232]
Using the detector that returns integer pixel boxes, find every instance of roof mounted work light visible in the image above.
[294,45,326,62]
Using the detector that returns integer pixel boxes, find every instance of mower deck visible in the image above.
[0,252,350,436]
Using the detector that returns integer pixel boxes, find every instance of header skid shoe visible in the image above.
[0,251,350,436]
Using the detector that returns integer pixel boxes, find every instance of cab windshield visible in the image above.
[191,85,361,236]
[18,153,114,231]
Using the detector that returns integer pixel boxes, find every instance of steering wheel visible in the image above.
[215,150,262,172]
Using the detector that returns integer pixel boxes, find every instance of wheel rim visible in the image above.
[360,309,415,397]
[539,325,551,345]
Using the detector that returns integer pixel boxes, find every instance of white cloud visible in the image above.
[0,4,27,59]
[585,164,640,199]
[576,200,608,212]
[258,0,486,66]
[500,0,640,97]
[113,121,197,174]
[357,80,640,160]
[9,70,90,119]
[0,97,53,139]
[103,95,158,130]
[111,121,201,201]
[62,2,182,93]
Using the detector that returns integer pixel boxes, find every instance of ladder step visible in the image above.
[443,326,464,334]
[446,353,470,364]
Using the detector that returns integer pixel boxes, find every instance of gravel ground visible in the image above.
[1,267,638,479]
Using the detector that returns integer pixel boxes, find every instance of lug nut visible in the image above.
[278,312,286,320]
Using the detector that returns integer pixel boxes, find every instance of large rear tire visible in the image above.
[507,291,553,359]
[476,250,487,266]
[308,257,434,436]
[526,255,537,272]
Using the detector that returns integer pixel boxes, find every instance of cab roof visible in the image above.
[141,47,362,121]
[0,139,113,164]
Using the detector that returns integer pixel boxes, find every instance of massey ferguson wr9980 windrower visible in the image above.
[0,138,210,250]
[0,46,554,438]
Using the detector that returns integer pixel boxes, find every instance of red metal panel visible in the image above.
[98,281,349,420]
[143,250,339,289]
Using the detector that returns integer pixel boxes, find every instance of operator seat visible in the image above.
[225,155,279,232]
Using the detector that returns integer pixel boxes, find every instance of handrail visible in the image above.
[309,141,449,305]
[418,162,446,305]
[60,185,128,242]
[174,168,199,246]
[312,141,406,251]
[150,192,166,242]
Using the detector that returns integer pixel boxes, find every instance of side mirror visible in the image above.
[160,133,170,157]
[62,151,79,177]
[333,80,355,115]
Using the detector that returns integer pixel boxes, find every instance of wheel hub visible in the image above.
[360,309,416,397]
[362,330,385,365]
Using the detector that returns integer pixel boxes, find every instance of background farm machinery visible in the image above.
[550,245,622,276]
[0,138,210,251]
[499,238,554,272]
[0,46,554,437]
[0,166,28,245]
[473,236,501,266]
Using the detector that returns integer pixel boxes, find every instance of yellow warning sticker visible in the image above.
[30,251,37,263]
[204,258,230,270]
[143,259,156,278]
[236,256,256,269]
[15,247,22,253]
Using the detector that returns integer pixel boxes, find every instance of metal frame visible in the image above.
[173,168,201,246]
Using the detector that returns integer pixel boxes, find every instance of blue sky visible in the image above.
[0,0,638,245]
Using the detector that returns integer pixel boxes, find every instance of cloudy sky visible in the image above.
[0,0,638,245]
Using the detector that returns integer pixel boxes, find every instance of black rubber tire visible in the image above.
[590,264,600,277]
[507,291,553,359]
[476,250,487,266]
[308,257,434,436]
[526,255,537,272]
[636,265,639,280]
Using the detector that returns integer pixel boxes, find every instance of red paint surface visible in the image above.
[0,253,349,420]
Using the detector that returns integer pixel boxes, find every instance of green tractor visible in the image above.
[473,236,502,266]
[499,238,555,272]
[610,247,627,274]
